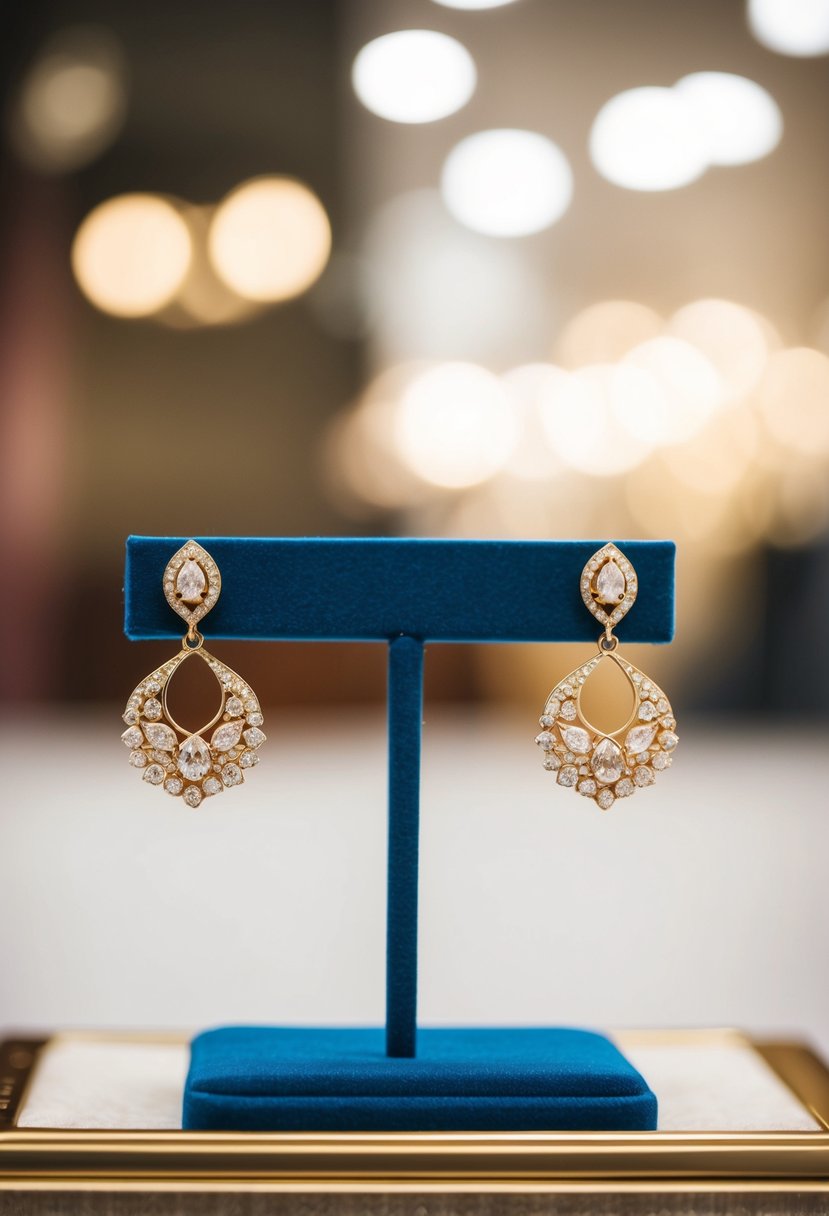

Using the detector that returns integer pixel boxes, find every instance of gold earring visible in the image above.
[535,543,677,811]
[121,540,266,807]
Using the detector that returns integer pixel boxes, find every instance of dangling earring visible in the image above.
[121,540,265,807]
[535,543,677,811]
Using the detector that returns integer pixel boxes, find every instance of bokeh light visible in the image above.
[431,0,521,8]
[668,299,775,400]
[589,86,708,191]
[675,72,782,166]
[208,177,331,303]
[394,362,519,487]
[325,365,434,513]
[441,129,573,236]
[747,0,829,56]
[351,30,476,124]
[501,364,567,480]
[555,300,663,367]
[362,189,550,365]
[10,26,127,173]
[71,194,192,318]
[757,347,829,456]
[539,363,655,476]
[166,206,262,329]
[622,337,723,444]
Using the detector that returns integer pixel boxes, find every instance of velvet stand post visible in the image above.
[125,537,674,1132]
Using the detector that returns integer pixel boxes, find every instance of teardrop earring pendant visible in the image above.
[535,543,677,811]
[121,540,266,807]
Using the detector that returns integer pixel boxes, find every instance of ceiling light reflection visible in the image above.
[352,30,476,124]
[441,129,573,236]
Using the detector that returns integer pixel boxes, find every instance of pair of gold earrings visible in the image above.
[535,543,678,811]
[121,540,677,812]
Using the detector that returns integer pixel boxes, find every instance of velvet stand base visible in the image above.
[183,1026,658,1132]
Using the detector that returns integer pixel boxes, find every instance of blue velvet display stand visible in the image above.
[125,537,675,1133]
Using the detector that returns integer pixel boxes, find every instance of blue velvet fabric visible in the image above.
[386,637,423,1058]
[183,1027,657,1131]
[124,537,675,642]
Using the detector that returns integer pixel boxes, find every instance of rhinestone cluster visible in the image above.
[535,660,677,811]
[121,647,266,807]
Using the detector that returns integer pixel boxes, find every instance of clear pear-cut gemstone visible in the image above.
[141,721,177,750]
[178,734,211,780]
[176,560,206,604]
[243,726,266,749]
[596,788,615,810]
[543,753,561,771]
[591,737,623,784]
[625,724,657,753]
[596,560,626,605]
[560,700,577,721]
[562,726,590,754]
[211,720,244,751]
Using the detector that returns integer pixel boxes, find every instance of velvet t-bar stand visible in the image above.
[124,536,675,1132]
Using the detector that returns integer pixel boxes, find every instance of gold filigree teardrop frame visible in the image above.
[535,543,678,811]
[121,540,265,807]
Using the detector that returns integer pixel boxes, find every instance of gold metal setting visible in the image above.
[121,540,265,806]
[536,543,677,810]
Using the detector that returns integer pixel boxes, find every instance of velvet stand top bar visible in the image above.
[124,537,675,644]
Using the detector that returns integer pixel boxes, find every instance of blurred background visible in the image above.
[1,0,828,1050]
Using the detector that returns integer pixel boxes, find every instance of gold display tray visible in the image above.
[1,1028,828,1196]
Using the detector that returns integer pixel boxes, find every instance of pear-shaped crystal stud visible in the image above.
[163,540,221,631]
[580,543,638,629]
